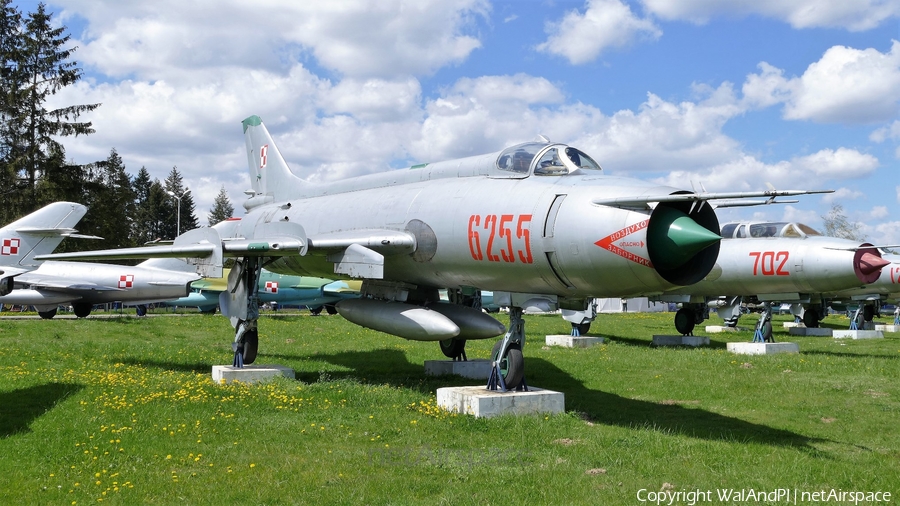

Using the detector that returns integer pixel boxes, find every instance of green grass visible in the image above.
[1,310,898,505]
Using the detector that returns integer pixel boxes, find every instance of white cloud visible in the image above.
[742,41,900,123]
[791,148,879,177]
[870,120,900,142]
[822,187,866,204]
[536,0,661,64]
[870,206,890,219]
[579,84,744,173]
[66,0,489,79]
[640,0,900,31]
[320,78,423,122]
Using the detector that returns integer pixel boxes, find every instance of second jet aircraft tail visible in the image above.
[242,115,307,210]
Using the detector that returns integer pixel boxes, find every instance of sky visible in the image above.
[15,0,900,243]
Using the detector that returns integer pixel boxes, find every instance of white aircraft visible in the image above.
[0,204,200,319]
[0,202,92,296]
[38,116,830,388]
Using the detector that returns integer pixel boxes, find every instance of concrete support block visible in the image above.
[875,325,900,333]
[652,335,710,347]
[788,327,833,337]
[545,335,604,348]
[783,322,804,328]
[424,359,492,380]
[833,330,884,339]
[212,364,294,384]
[726,342,800,355]
[436,385,564,418]
[705,326,744,333]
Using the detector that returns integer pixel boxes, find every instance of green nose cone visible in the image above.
[648,206,721,270]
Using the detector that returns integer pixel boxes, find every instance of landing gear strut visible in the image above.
[231,257,263,367]
[487,306,526,391]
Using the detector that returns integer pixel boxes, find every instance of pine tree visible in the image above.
[0,0,23,224]
[82,148,135,249]
[18,3,99,205]
[164,166,198,237]
[131,166,154,244]
[208,185,234,226]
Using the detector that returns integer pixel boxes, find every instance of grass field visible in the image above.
[1,309,898,505]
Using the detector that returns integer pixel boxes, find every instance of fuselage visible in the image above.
[236,144,720,300]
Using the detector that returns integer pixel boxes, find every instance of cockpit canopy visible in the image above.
[496,142,602,176]
[720,222,823,239]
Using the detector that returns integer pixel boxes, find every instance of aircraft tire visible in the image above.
[803,309,819,328]
[309,306,323,316]
[241,329,259,365]
[325,304,337,315]
[136,305,147,317]
[439,338,466,359]
[762,320,773,342]
[38,308,57,319]
[73,303,92,318]
[491,340,524,390]
[863,305,875,322]
[674,308,695,335]
[574,322,591,335]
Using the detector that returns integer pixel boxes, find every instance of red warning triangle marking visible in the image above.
[594,219,653,268]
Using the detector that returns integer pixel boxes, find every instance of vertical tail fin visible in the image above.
[242,115,303,210]
[0,202,88,269]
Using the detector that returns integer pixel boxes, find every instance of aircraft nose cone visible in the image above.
[647,206,721,271]
[857,251,890,275]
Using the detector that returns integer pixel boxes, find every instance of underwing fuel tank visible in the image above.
[336,298,460,341]
[336,299,507,341]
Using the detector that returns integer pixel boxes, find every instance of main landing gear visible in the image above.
[488,306,526,391]
[230,257,262,367]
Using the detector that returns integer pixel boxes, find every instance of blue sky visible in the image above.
[15,0,900,242]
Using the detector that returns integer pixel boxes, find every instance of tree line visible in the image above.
[1,1,233,251]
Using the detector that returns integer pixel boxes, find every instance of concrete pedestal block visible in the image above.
[833,330,884,339]
[726,342,800,355]
[436,385,564,418]
[875,325,900,333]
[788,327,833,337]
[652,335,710,347]
[212,364,294,384]
[545,335,604,348]
[783,322,804,328]
[705,326,744,333]
[424,359,493,380]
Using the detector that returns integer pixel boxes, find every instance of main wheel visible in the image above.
[863,305,875,322]
[309,306,323,316]
[239,329,259,365]
[38,308,57,319]
[802,308,819,328]
[762,320,773,342]
[573,322,591,335]
[674,308,695,335]
[491,340,524,389]
[439,338,466,359]
[325,304,337,315]
[136,305,147,316]
[73,303,92,318]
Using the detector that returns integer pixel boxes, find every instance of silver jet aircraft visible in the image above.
[0,202,92,296]
[2,257,202,318]
[654,221,895,336]
[38,116,829,388]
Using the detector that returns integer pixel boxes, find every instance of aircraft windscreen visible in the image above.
[749,223,786,237]
[534,146,603,176]
[795,223,822,236]
[496,142,547,174]
[565,147,601,171]
[721,223,738,238]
